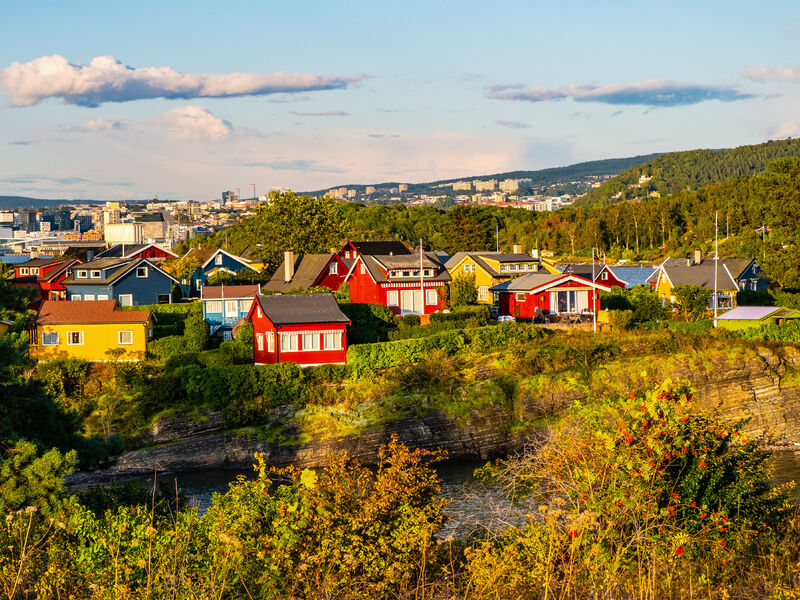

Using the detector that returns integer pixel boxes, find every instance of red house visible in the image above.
[96,243,177,261]
[491,272,611,319]
[264,251,350,292]
[344,252,451,315]
[246,293,351,366]
[558,263,627,289]
[10,257,82,308]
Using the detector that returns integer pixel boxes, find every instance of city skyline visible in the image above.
[2,0,800,200]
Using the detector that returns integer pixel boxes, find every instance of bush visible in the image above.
[450,272,478,306]
[607,309,634,330]
[340,302,395,343]
[666,319,713,335]
[220,321,254,362]
[431,304,491,325]
[394,314,421,328]
[147,335,186,360]
[737,319,800,343]
[183,313,210,351]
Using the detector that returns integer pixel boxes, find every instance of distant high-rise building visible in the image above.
[16,209,36,232]
[452,181,472,191]
[347,189,357,198]
[474,179,497,192]
[365,186,376,194]
[398,184,409,192]
[222,190,239,204]
[500,179,520,193]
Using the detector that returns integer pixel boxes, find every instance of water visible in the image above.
[126,452,800,539]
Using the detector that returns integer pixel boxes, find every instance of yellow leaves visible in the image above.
[300,469,317,490]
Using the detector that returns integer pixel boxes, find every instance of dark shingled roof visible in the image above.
[445,252,540,279]
[490,273,562,292]
[14,257,66,268]
[358,254,452,283]
[348,240,411,256]
[97,244,148,258]
[254,293,350,325]
[661,264,738,290]
[35,300,152,325]
[264,254,333,292]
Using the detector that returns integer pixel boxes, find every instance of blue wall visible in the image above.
[67,265,174,305]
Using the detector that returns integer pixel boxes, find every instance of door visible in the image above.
[119,294,133,307]
[400,290,422,314]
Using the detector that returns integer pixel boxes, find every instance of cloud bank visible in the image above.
[0,55,364,107]
[292,110,349,117]
[156,106,233,141]
[487,79,752,107]
[743,65,800,83]
[494,119,530,129]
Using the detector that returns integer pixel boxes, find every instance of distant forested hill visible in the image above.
[578,139,800,209]
[304,154,661,196]
[0,196,105,210]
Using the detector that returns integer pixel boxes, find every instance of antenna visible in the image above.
[251,184,256,199]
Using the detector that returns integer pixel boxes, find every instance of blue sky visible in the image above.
[2,0,800,200]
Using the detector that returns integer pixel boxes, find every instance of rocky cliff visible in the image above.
[104,344,800,477]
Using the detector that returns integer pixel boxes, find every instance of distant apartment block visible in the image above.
[222,190,239,204]
[347,189,357,198]
[452,181,472,191]
[500,179,520,193]
[474,179,497,192]
[398,184,409,192]
[105,223,144,244]
[365,186,376,194]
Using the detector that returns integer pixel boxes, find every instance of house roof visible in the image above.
[15,257,66,268]
[717,306,782,321]
[184,247,216,264]
[356,254,452,283]
[11,259,78,283]
[263,254,334,292]
[490,272,562,292]
[445,252,539,279]
[62,258,179,286]
[253,293,350,325]
[35,300,153,325]
[201,284,261,300]
[660,263,738,291]
[346,240,411,256]
[96,243,177,259]
[608,265,656,288]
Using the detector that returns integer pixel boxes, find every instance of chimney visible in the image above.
[687,257,692,267]
[694,249,702,265]
[284,250,294,282]
[513,244,522,254]
[86,249,94,261]
[530,248,539,259]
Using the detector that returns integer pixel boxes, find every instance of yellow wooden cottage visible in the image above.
[445,249,560,304]
[30,300,154,362]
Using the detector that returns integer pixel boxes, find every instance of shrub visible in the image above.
[340,302,395,343]
[347,330,468,376]
[147,335,186,360]
[737,319,800,343]
[666,319,713,335]
[220,321,254,362]
[607,309,634,330]
[183,313,210,351]
[672,284,713,321]
[431,304,491,325]
[394,314,421,328]
[451,272,478,306]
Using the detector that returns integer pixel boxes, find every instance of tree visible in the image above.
[672,284,712,321]
[246,191,351,270]
[450,273,478,307]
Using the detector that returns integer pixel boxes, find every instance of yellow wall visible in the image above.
[31,321,152,362]
[449,256,499,304]
[654,269,738,307]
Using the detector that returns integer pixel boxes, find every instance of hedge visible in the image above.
[340,302,395,344]
[429,304,491,325]
[118,302,200,315]
[665,320,714,335]
[348,322,548,376]
[737,320,800,344]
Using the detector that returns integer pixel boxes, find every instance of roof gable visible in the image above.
[35,300,153,325]
[253,293,350,326]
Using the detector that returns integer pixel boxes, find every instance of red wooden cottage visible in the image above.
[246,293,351,366]
[263,251,350,292]
[344,252,451,315]
[10,257,82,308]
[491,272,611,319]
[558,263,627,289]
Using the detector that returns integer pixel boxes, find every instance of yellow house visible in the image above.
[648,259,739,310]
[445,250,561,304]
[30,300,154,362]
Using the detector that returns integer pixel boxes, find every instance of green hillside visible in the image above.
[578,138,800,209]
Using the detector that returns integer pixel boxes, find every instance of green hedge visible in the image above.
[348,322,548,376]
[340,303,395,344]
[147,336,186,360]
[665,320,714,335]
[430,304,491,325]
[118,302,200,315]
[737,320,800,343]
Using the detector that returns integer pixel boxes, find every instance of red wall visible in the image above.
[133,247,174,260]
[346,262,446,315]
[249,306,348,366]
[313,255,348,291]
[498,279,603,319]
[598,267,626,289]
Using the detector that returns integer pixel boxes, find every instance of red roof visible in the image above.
[201,284,261,299]
[35,300,153,325]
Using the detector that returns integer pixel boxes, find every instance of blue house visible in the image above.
[63,257,179,306]
[183,248,260,297]
[201,284,261,338]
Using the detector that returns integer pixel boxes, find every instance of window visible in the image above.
[215,254,223,265]
[20,268,28,275]
[67,331,84,345]
[302,333,320,351]
[118,294,133,307]
[206,300,222,313]
[424,269,432,277]
[324,332,341,350]
[239,299,251,312]
[426,288,437,305]
[256,333,264,352]
[84,294,95,301]
[511,264,518,271]
[97,294,109,301]
[329,262,338,275]
[42,332,59,346]
[281,333,297,351]
[402,270,411,277]
[257,305,262,318]
[345,251,351,259]
[195,278,202,288]
[478,286,489,302]
[90,270,101,278]
[157,294,170,304]
[360,264,365,275]
[601,272,608,281]
[76,270,87,279]
[225,300,237,315]
[30,268,39,275]
[500,265,508,272]
[118,330,133,345]
[515,292,526,301]
[136,266,148,278]
[70,294,81,301]
[267,333,275,352]
[386,290,399,307]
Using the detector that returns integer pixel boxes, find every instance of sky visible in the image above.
[2,0,800,201]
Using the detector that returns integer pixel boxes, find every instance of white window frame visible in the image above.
[302,332,320,351]
[239,299,251,312]
[515,292,526,301]
[329,262,338,275]
[601,271,608,281]
[42,331,59,346]
[30,268,39,275]
[206,300,222,313]
[119,294,133,307]
[256,333,264,352]
[84,294,95,301]
[76,270,87,279]
[20,267,29,275]
[70,294,81,301]
[67,331,84,345]
[215,253,223,265]
[90,270,101,278]
[280,333,297,352]
[136,266,148,278]
[267,332,275,353]
[426,288,437,305]
[386,290,399,307]
[97,294,109,301]
[478,286,489,302]
[118,330,133,345]
[225,300,238,315]
[324,332,342,350]
[360,263,365,275]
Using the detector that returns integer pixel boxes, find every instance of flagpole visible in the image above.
[592,247,597,333]
[713,212,718,328]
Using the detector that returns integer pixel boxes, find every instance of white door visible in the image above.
[400,290,422,314]
[225,300,238,317]
[119,294,133,307]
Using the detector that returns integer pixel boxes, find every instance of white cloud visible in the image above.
[0,55,365,107]
[84,118,122,131]
[743,65,800,83]
[769,120,800,138]
[156,106,232,141]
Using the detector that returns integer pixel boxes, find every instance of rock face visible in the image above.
[108,345,800,476]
